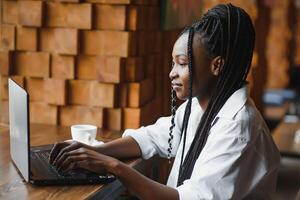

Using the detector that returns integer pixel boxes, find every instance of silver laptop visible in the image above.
[8,78,115,185]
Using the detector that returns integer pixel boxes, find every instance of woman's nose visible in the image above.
[169,65,178,80]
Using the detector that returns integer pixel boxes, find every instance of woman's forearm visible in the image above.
[109,160,179,200]
[96,136,142,159]
[96,137,179,199]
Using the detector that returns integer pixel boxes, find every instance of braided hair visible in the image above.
[167,3,255,186]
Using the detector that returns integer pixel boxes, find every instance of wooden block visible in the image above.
[123,99,157,129]
[68,80,92,105]
[44,78,66,105]
[76,56,98,80]
[0,25,15,51]
[127,6,142,31]
[16,26,37,51]
[85,0,131,4]
[40,28,78,55]
[14,52,50,78]
[1,76,9,100]
[77,56,125,82]
[30,102,57,125]
[59,106,103,128]
[90,82,119,108]
[120,83,128,107]
[104,108,123,131]
[2,76,24,100]
[3,0,18,24]
[77,55,125,83]
[128,79,153,107]
[97,57,125,83]
[51,54,75,79]
[46,2,92,29]
[26,78,44,102]
[94,5,126,30]
[18,1,43,27]
[82,30,136,57]
[0,51,11,75]
[125,57,144,82]
[0,101,9,124]
[52,0,79,2]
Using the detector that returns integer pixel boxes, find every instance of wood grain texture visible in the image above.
[51,54,75,79]
[16,26,37,51]
[46,2,92,29]
[90,82,119,108]
[0,25,15,51]
[59,105,104,127]
[104,108,123,131]
[0,51,11,75]
[14,52,50,78]
[18,0,43,27]
[40,28,78,55]
[26,78,44,102]
[81,30,136,57]
[3,0,18,24]
[68,80,92,105]
[44,78,66,105]
[0,124,143,199]
[30,102,58,125]
[94,5,126,30]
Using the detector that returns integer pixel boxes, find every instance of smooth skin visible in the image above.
[49,32,223,200]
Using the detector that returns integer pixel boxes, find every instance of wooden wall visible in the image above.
[1,0,299,130]
[0,0,176,131]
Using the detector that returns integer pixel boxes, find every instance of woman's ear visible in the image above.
[210,56,224,76]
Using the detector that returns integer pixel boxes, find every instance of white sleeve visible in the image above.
[122,101,187,159]
[176,119,276,200]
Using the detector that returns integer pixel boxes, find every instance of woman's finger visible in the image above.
[53,142,82,166]
[49,142,68,164]
[59,152,87,171]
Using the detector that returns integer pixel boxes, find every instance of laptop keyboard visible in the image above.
[31,150,108,181]
[31,150,74,179]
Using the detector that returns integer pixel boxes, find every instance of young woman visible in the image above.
[49,4,280,199]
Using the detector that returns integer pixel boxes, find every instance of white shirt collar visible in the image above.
[216,84,249,119]
[195,84,249,122]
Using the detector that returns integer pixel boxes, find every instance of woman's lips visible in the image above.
[172,83,182,90]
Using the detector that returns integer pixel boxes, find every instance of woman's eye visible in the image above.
[172,61,175,67]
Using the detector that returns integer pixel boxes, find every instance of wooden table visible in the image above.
[0,124,156,200]
[272,121,300,158]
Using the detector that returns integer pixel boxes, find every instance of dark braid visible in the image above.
[176,4,255,186]
[167,88,177,161]
[178,27,194,172]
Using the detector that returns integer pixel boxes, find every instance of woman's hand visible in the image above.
[49,140,118,174]
[49,140,91,165]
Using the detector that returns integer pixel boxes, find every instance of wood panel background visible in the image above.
[0,0,176,132]
[1,0,300,130]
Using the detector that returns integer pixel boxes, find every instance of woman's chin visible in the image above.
[175,92,189,101]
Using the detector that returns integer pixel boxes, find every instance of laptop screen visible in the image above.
[8,78,30,182]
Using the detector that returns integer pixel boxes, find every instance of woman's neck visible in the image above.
[197,96,209,111]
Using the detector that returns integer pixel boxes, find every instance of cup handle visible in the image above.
[87,135,92,143]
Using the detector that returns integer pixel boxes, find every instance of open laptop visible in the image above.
[8,78,115,185]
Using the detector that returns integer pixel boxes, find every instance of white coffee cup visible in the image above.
[71,124,97,145]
